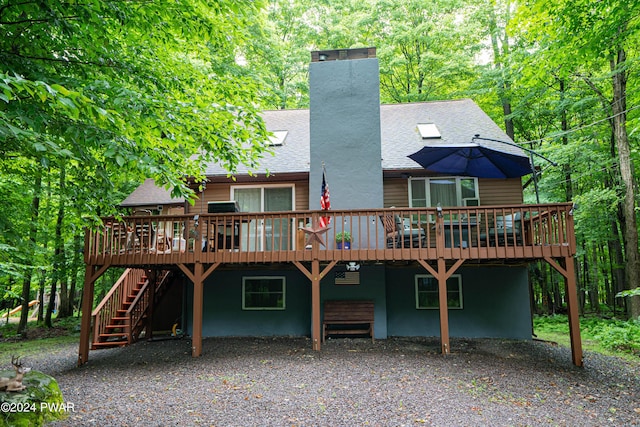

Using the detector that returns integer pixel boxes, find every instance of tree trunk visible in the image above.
[44,279,57,328]
[57,166,72,318]
[17,170,42,336]
[610,50,640,318]
[67,232,84,316]
[46,165,67,324]
[589,243,600,314]
[37,272,46,322]
[487,4,514,140]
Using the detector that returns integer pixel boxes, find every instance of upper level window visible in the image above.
[409,177,478,208]
[415,274,463,309]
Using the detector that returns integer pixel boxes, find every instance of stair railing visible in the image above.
[126,270,172,343]
[92,268,147,344]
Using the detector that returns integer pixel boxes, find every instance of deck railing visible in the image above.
[84,203,576,266]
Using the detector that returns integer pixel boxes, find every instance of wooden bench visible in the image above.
[322,300,374,343]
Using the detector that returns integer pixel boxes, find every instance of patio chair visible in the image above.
[381,213,425,248]
[480,212,523,246]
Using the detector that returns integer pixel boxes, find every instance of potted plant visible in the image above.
[335,231,351,250]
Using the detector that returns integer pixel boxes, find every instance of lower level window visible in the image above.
[242,277,286,310]
[415,274,463,309]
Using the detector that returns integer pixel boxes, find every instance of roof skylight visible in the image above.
[268,130,288,146]
[417,123,441,139]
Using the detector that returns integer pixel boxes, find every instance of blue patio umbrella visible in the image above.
[408,143,534,178]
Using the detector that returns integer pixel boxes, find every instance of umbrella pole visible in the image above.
[530,151,540,204]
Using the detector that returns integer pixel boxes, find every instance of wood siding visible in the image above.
[186,180,309,214]
[478,178,524,205]
[383,178,409,208]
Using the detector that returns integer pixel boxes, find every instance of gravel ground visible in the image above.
[24,336,640,426]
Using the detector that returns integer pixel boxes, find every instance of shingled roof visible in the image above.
[204,98,522,177]
[119,178,185,207]
[121,99,522,206]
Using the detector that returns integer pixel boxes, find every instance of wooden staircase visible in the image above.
[91,268,172,350]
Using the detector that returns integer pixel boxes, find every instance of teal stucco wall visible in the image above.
[385,265,532,339]
[183,264,529,340]
[184,268,311,337]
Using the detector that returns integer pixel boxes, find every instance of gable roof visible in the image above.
[204,99,522,177]
[379,99,523,171]
[121,99,523,206]
[205,108,311,177]
[119,178,185,207]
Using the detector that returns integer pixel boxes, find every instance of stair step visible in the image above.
[99,332,128,337]
[105,324,128,330]
[110,316,129,321]
[92,341,128,349]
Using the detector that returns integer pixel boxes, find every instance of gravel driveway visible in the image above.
[29,336,640,426]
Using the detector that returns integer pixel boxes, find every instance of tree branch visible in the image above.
[0,50,117,68]
[0,15,80,25]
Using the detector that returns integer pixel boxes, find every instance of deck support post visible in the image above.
[78,264,109,366]
[311,260,321,351]
[417,259,464,356]
[437,258,450,355]
[292,260,337,351]
[176,262,220,358]
[545,256,583,367]
[145,269,156,341]
[191,262,204,357]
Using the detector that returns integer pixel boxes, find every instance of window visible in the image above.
[417,123,441,139]
[409,177,478,208]
[242,277,285,310]
[415,275,463,309]
[231,185,295,251]
[268,130,288,146]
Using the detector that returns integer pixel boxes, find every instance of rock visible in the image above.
[0,370,68,427]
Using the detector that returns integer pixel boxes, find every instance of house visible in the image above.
[78,48,582,367]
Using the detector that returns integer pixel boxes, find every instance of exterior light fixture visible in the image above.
[346,262,360,271]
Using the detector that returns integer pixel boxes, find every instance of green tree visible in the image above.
[513,0,640,317]
[1,0,271,333]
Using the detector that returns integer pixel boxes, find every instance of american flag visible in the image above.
[319,170,331,227]
[335,271,360,285]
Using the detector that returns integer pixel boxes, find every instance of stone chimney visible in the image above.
[308,47,383,210]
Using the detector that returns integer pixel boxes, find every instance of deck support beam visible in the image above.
[293,260,337,351]
[417,259,465,356]
[78,264,110,366]
[545,256,583,367]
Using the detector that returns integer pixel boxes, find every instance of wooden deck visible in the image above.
[84,203,576,267]
[79,202,582,368]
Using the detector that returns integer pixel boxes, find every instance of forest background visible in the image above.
[1,0,639,337]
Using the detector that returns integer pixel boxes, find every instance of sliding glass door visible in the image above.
[232,185,294,251]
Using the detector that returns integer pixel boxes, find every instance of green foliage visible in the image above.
[534,315,640,357]
[335,231,351,243]
[0,0,272,331]
[581,317,640,355]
